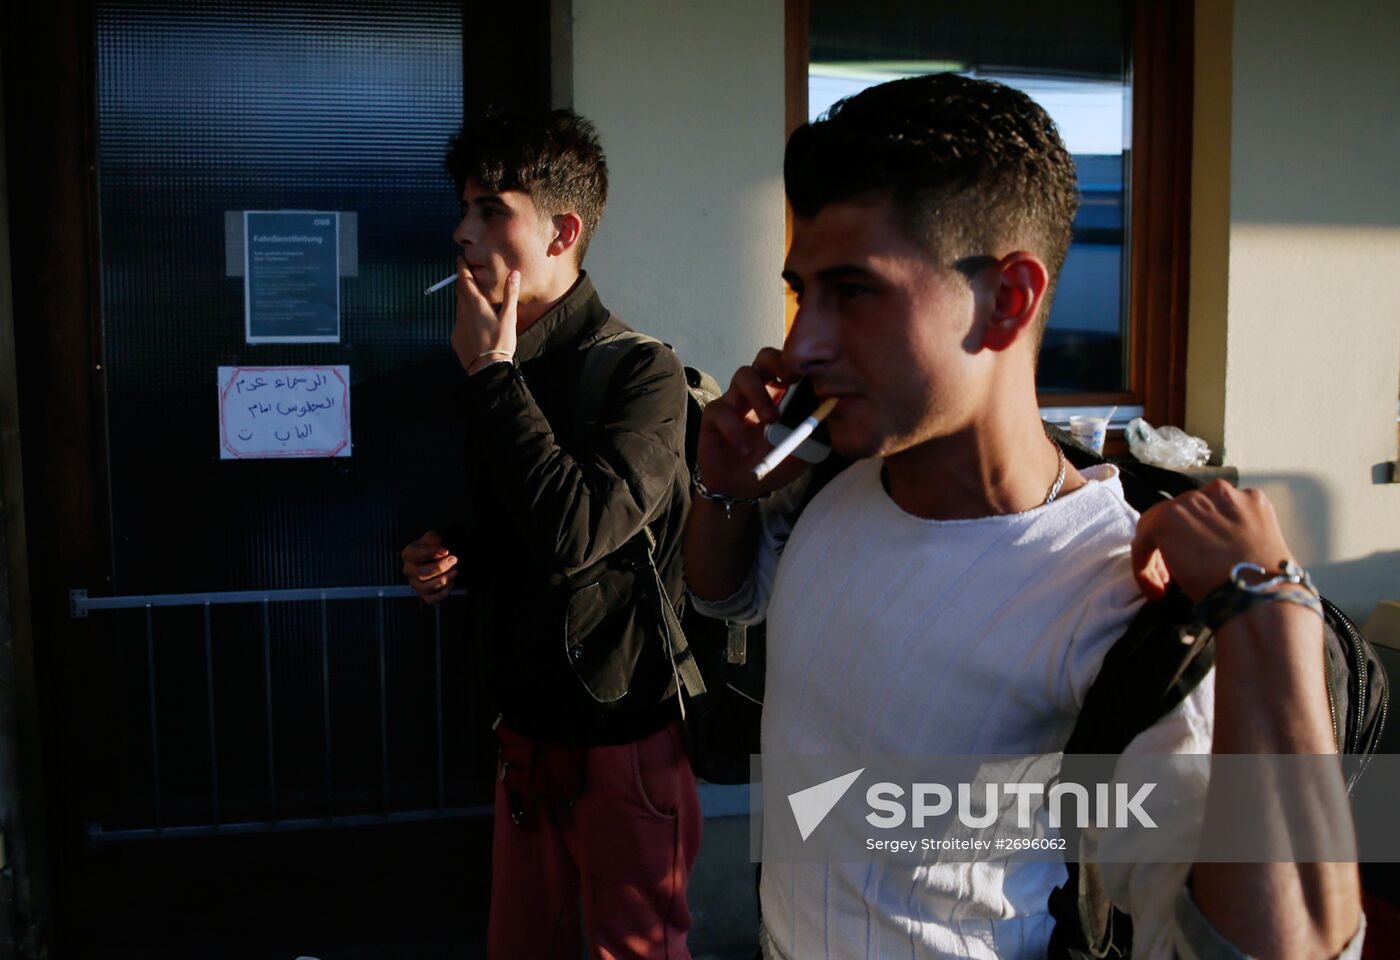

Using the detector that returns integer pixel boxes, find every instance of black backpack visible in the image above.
[671,451,853,784]
[574,327,751,769]
[575,326,843,784]
[1043,424,1389,958]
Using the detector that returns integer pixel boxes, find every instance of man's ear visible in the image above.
[548,212,584,259]
[980,252,1050,352]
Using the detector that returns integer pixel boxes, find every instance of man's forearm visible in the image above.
[1190,600,1362,957]
[682,495,760,602]
[466,349,686,574]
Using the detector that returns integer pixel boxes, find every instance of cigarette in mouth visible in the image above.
[752,397,839,481]
[423,273,458,295]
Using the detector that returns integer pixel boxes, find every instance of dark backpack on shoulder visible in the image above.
[674,452,853,784]
[574,328,762,758]
[568,327,714,712]
[574,327,849,784]
[1044,424,1389,959]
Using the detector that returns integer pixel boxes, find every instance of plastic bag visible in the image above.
[1124,417,1211,469]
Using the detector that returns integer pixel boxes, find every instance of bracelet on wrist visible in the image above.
[693,467,760,520]
[1184,559,1324,641]
[1229,559,1318,595]
[469,349,514,375]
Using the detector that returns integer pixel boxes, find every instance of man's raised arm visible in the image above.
[1131,481,1363,958]
[684,348,810,605]
[450,264,688,575]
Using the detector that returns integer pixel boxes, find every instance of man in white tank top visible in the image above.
[683,74,1362,959]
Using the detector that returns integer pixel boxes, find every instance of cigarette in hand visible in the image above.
[752,397,839,481]
[423,273,458,295]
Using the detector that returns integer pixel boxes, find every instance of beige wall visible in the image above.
[1191,0,1400,615]
[571,0,1400,617]
[570,0,788,380]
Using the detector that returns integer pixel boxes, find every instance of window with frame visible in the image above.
[786,0,1193,446]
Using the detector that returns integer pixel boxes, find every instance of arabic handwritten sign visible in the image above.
[218,365,351,459]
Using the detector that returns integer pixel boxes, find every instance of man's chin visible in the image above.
[469,266,498,294]
[827,422,882,462]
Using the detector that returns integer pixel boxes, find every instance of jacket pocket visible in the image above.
[562,570,648,704]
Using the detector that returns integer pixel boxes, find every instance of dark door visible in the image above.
[4,1,547,955]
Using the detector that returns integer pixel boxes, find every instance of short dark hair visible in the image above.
[785,74,1079,331]
[445,108,609,264]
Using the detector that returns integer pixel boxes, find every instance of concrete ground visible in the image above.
[688,814,762,959]
[192,798,761,960]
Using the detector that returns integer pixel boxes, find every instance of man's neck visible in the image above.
[515,267,582,332]
[883,394,1086,521]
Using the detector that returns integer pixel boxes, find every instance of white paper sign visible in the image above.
[218,365,351,459]
[243,211,341,344]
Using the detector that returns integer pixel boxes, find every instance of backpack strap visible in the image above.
[572,326,707,708]
[1042,423,1218,958]
[575,326,662,442]
[1067,591,1215,755]
[1047,590,1216,959]
[642,526,707,713]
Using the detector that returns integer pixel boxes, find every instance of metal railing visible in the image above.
[69,585,489,844]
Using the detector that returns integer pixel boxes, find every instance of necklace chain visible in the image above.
[1043,437,1067,506]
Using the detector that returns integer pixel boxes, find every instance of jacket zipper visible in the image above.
[1321,596,1383,755]
[1322,646,1341,753]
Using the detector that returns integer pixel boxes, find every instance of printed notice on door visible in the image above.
[218,365,351,459]
[244,211,340,343]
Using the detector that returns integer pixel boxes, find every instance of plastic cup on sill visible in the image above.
[1069,415,1109,456]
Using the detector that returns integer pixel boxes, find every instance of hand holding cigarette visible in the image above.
[450,256,519,375]
[693,347,817,503]
[752,397,838,481]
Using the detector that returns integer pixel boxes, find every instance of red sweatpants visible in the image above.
[487,720,702,959]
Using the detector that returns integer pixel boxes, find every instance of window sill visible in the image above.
[1040,404,1143,432]
[1110,455,1239,488]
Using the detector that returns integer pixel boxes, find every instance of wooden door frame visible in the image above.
[783,0,1194,429]
[2,0,108,953]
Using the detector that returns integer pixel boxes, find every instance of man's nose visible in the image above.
[452,214,474,248]
[782,304,839,376]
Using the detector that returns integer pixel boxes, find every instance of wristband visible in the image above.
[469,349,514,376]
[1228,559,1318,595]
[693,467,760,520]
[1185,560,1324,640]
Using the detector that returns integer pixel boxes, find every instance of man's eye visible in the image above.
[834,283,870,300]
